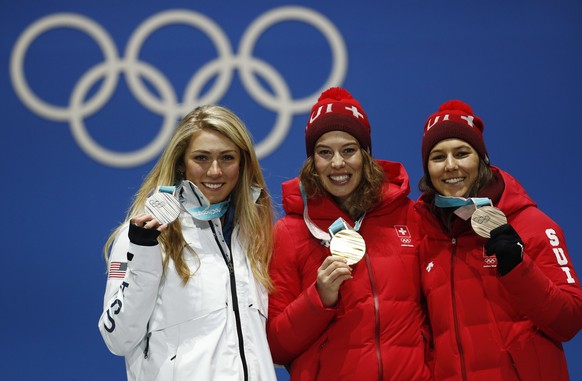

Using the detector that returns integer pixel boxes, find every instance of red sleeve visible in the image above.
[267,218,337,365]
[500,221,582,342]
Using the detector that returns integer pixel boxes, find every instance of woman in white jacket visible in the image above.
[98,105,277,381]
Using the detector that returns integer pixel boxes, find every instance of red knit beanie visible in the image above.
[305,87,371,157]
[422,100,488,172]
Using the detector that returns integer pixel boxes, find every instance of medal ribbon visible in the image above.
[168,182,231,221]
[435,195,493,221]
[434,195,492,208]
[299,182,365,246]
[186,200,230,221]
[159,185,176,194]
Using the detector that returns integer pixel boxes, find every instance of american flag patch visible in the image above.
[108,261,128,279]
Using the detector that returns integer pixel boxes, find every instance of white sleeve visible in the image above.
[97,224,163,356]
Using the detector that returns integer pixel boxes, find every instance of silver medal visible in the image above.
[471,206,507,238]
[144,192,181,224]
[329,229,366,265]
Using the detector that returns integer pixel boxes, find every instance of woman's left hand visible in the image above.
[131,213,166,231]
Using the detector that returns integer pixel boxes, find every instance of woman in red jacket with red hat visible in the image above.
[415,99,582,381]
[267,87,432,380]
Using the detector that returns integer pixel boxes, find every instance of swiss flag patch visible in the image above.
[394,225,411,237]
[394,225,413,247]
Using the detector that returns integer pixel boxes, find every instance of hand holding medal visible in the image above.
[330,229,366,265]
[471,206,507,238]
[144,192,182,225]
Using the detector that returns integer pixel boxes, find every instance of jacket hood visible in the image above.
[494,168,537,215]
[281,160,411,224]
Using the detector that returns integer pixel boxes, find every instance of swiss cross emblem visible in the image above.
[394,225,414,247]
[394,225,410,237]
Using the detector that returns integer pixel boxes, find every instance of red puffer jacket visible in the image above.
[267,160,432,381]
[415,167,582,381]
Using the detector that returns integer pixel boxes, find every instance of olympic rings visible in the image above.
[10,6,348,167]
[484,257,497,265]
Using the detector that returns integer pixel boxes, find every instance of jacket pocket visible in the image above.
[504,329,568,381]
[421,325,434,374]
[290,336,327,381]
[313,337,327,380]
[132,326,178,381]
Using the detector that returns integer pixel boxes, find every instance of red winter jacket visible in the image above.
[267,160,432,381]
[414,167,582,381]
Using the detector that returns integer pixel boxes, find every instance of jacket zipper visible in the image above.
[450,237,467,381]
[209,220,249,381]
[144,331,151,359]
[364,252,384,381]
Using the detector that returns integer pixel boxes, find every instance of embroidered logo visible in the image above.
[394,225,414,247]
[108,261,128,279]
[482,246,497,268]
[426,261,434,272]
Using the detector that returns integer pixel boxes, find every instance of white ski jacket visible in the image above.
[98,182,277,381]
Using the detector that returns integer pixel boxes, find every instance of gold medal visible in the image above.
[471,206,507,238]
[145,192,181,224]
[330,229,366,265]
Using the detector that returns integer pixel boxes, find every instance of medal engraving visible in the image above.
[145,192,181,224]
[330,229,366,265]
[471,206,507,238]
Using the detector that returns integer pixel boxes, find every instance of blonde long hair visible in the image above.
[104,105,274,289]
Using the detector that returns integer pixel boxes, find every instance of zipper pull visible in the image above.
[144,332,152,359]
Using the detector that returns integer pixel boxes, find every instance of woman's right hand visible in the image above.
[316,255,352,308]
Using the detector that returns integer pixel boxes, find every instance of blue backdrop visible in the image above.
[1,1,581,380]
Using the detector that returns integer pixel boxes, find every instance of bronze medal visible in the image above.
[144,192,181,224]
[471,206,507,238]
[329,229,366,265]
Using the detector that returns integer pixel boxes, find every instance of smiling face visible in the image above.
[313,130,363,201]
[182,129,240,204]
[427,138,480,197]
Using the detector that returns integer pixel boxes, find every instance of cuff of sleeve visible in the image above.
[128,223,161,246]
[306,281,338,312]
[497,251,523,276]
[499,254,532,283]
